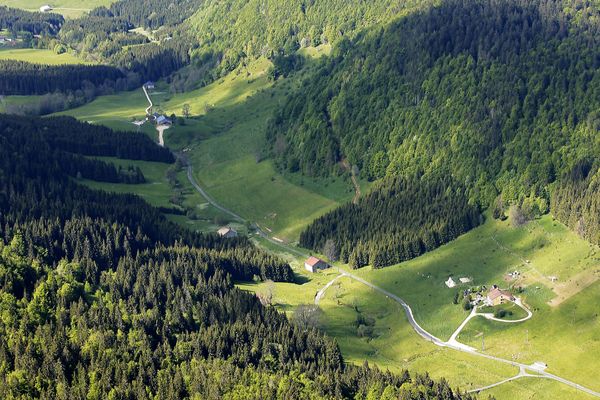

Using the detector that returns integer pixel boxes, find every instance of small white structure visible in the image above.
[445,277,456,288]
[549,276,558,283]
[304,256,329,273]
[144,81,155,90]
[40,5,53,12]
[459,277,472,284]
[217,227,237,238]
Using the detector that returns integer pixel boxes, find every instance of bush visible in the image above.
[494,309,507,318]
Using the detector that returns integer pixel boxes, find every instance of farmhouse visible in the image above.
[40,5,53,12]
[304,256,329,273]
[144,81,155,90]
[486,286,515,306]
[217,227,237,238]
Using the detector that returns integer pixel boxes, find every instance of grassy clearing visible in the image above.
[60,55,363,241]
[484,377,599,400]
[78,157,236,234]
[0,48,88,64]
[0,0,111,17]
[349,214,600,392]
[0,95,43,112]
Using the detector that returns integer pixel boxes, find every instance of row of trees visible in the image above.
[0,6,63,35]
[0,60,126,95]
[96,0,203,30]
[300,175,481,268]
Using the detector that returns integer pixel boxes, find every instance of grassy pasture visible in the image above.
[0,48,88,64]
[59,55,364,241]
[350,214,600,393]
[0,0,111,17]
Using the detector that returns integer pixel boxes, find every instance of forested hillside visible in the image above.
[186,0,433,76]
[0,6,63,35]
[0,115,477,399]
[269,0,600,247]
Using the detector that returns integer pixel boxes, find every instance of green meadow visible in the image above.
[350,214,600,393]
[59,56,366,241]
[0,48,88,64]
[79,157,239,234]
[0,0,111,17]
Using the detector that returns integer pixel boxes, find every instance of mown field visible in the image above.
[0,48,89,64]
[0,0,111,17]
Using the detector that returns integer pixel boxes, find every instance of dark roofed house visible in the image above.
[156,115,172,126]
[304,256,329,273]
[217,227,237,238]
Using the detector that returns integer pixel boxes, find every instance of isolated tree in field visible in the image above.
[509,205,527,227]
[182,103,190,118]
[292,304,321,330]
[257,280,274,306]
[323,238,338,262]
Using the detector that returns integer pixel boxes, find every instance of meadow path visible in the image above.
[183,163,600,398]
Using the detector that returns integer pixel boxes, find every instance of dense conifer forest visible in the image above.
[0,114,478,398]
[0,6,63,35]
[300,176,481,268]
[270,0,600,253]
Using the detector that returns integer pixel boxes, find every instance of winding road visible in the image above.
[183,163,600,398]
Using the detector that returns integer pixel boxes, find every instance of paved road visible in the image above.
[183,163,600,398]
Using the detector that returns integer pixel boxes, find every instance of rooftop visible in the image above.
[305,256,324,267]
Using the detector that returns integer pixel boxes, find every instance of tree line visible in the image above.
[0,60,126,95]
[0,6,63,35]
[300,175,481,269]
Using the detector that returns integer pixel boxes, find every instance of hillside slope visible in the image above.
[269,0,599,242]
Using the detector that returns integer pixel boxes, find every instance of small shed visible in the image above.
[144,81,155,90]
[217,227,238,238]
[304,256,329,273]
[40,5,53,12]
[445,277,456,288]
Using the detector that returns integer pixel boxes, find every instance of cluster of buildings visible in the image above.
[467,284,515,307]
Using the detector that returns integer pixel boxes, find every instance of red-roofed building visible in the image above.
[304,256,329,273]
[486,286,515,306]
